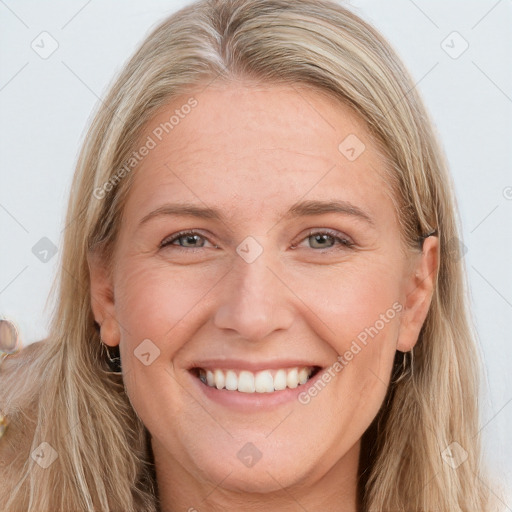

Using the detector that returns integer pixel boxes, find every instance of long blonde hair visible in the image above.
[0,0,501,510]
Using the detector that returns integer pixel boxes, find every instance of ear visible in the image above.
[396,236,439,352]
[87,249,121,348]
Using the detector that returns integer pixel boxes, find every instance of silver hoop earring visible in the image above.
[393,348,414,384]
[100,335,122,374]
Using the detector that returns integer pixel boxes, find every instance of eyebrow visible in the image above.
[138,199,375,227]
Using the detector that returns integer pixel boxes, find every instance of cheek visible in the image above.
[112,260,207,435]
[113,257,221,343]
[292,255,403,344]
[111,258,223,417]
[292,259,402,425]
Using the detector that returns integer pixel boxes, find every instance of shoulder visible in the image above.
[1,337,47,399]
[1,338,47,417]
[1,339,45,374]
[0,340,46,485]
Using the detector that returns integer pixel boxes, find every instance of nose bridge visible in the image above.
[213,241,294,341]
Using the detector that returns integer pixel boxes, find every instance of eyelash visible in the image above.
[159,229,355,252]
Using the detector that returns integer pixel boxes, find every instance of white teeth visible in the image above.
[254,370,274,393]
[287,368,299,389]
[298,367,310,385]
[238,371,255,393]
[197,366,315,393]
[273,369,287,390]
[225,370,238,391]
[214,369,225,390]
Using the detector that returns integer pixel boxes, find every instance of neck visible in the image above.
[152,437,361,512]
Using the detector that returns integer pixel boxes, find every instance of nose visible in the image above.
[213,244,295,342]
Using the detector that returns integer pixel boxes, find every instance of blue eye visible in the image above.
[292,229,354,250]
[160,231,210,249]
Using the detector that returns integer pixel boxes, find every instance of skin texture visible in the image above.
[89,81,438,512]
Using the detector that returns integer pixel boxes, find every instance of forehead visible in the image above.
[123,81,393,227]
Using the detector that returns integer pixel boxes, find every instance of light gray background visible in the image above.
[1,0,511,504]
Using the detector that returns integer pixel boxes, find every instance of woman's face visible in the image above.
[90,81,437,498]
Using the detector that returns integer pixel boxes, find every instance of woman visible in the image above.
[0,0,502,510]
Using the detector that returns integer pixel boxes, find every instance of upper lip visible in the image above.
[187,359,324,372]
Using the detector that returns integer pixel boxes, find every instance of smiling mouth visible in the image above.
[190,366,322,394]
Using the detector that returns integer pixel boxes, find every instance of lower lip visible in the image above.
[188,369,324,411]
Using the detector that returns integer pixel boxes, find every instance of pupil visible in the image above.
[312,234,332,248]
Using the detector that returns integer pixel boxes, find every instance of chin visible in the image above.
[197,455,313,495]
